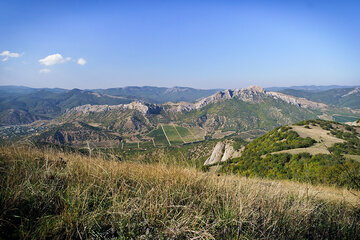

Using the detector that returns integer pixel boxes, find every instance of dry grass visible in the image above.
[1,146,360,239]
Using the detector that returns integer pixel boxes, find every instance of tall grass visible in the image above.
[1,146,360,239]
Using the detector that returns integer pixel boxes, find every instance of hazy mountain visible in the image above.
[266,85,360,92]
[0,85,67,97]
[91,86,221,103]
[278,87,360,110]
[0,88,134,122]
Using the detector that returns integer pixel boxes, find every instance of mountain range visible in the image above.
[0,85,355,147]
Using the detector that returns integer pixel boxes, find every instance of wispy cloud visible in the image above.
[77,58,87,65]
[39,53,71,66]
[0,50,20,62]
[39,68,51,73]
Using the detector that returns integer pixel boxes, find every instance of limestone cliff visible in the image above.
[204,140,244,165]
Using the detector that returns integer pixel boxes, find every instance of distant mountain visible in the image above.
[91,86,221,103]
[0,88,134,122]
[0,85,67,97]
[31,121,122,147]
[0,109,46,126]
[278,87,360,110]
[0,86,220,125]
[266,85,360,92]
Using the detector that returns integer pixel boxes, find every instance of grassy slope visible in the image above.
[1,146,360,239]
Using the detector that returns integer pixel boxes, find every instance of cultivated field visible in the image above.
[147,124,205,146]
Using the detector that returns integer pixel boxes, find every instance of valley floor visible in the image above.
[1,146,360,239]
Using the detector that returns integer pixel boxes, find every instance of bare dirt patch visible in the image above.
[344,154,360,162]
[270,125,345,156]
[212,130,235,139]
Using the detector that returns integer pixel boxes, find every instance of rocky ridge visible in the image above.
[165,86,328,112]
[67,101,161,115]
[66,86,329,116]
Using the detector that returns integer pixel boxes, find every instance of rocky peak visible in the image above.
[244,85,265,93]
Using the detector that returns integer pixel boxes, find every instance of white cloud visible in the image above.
[0,50,20,61]
[39,68,51,73]
[77,57,86,65]
[39,53,71,66]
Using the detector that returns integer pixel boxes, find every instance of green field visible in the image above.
[176,126,194,142]
[147,124,204,146]
[163,125,184,145]
[147,127,170,146]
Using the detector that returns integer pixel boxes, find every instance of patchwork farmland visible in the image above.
[148,124,205,147]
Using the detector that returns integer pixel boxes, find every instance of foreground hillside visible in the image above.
[1,146,360,239]
[222,120,360,189]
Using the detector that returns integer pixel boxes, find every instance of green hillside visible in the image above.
[223,119,360,189]
[175,97,320,132]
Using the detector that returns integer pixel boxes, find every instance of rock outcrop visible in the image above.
[204,142,225,165]
[204,141,244,165]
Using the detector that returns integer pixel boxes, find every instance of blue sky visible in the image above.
[0,0,359,89]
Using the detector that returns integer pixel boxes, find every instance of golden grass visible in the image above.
[1,146,360,239]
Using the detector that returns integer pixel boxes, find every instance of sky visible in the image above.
[0,0,360,89]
